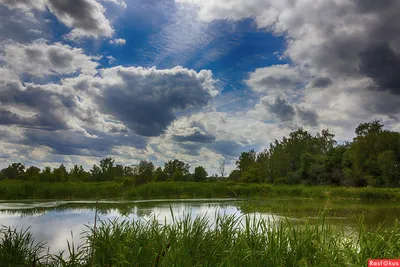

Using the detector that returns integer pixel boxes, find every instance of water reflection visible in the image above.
[0,199,259,255]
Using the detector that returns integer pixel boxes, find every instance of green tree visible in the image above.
[164,159,190,180]
[324,145,347,185]
[100,157,115,180]
[40,166,53,182]
[240,165,262,183]
[236,150,256,173]
[69,165,88,181]
[193,166,208,182]
[355,120,383,137]
[1,163,25,180]
[90,165,102,181]
[172,169,184,181]
[136,160,154,185]
[344,121,400,187]
[114,164,124,178]
[378,150,400,187]
[53,164,68,182]
[228,170,241,181]
[154,167,168,182]
[123,166,135,177]
[24,166,41,181]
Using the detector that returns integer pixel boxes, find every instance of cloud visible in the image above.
[0,6,46,43]
[1,40,99,77]
[170,119,216,143]
[0,71,84,131]
[0,62,220,164]
[106,55,116,64]
[359,42,400,95]
[181,0,400,127]
[0,0,46,11]
[175,0,267,24]
[1,0,113,39]
[173,129,216,143]
[23,129,146,156]
[94,66,217,136]
[47,0,114,39]
[109,38,126,45]
[262,97,295,122]
[0,109,34,126]
[310,77,333,88]
[296,106,319,126]
[145,3,217,66]
[210,140,254,158]
[100,0,127,8]
[246,64,304,95]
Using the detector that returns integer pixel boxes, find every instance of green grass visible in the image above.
[0,180,400,201]
[1,213,399,266]
[0,226,44,267]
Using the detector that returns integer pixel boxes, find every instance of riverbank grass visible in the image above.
[1,180,400,201]
[1,213,399,266]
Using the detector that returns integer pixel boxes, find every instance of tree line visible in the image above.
[0,157,210,185]
[230,120,400,187]
[1,121,399,188]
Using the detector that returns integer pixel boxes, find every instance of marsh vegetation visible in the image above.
[1,212,399,267]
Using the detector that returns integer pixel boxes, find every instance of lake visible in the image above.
[1,198,399,255]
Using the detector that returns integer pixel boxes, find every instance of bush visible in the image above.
[122,177,135,187]
[274,177,290,185]
[359,188,397,201]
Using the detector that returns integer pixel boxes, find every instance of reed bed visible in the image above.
[0,212,399,266]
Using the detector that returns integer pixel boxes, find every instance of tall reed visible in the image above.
[1,213,399,266]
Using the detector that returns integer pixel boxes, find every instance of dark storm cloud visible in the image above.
[210,140,254,158]
[172,121,216,143]
[0,108,64,130]
[292,0,400,114]
[47,47,74,69]
[173,130,216,143]
[263,97,295,122]
[321,1,400,94]
[47,0,112,37]
[310,77,332,88]
[23,129,146,156]
[0,78,89,130]
[179,142,202,156]
[359,42,400,95]
[296,107,319,126]
[48,0,100,30]
[0,86,65,129]
[354,0,397,13]
[0,109,31,126]
[97,67,215,137]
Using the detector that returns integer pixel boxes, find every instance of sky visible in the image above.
[0,0,400,174]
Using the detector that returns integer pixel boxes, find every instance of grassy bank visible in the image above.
[1,213,399,266]
[0,180,400,201]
